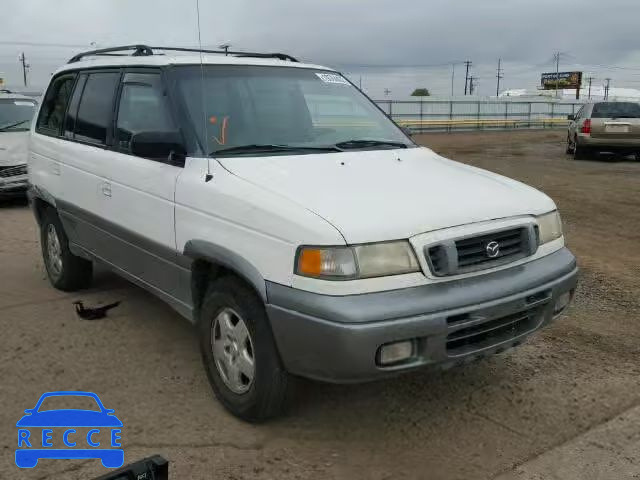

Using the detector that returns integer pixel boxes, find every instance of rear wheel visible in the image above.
[565,134,575,154]
[40,208,93,291]
[198,275,293,421]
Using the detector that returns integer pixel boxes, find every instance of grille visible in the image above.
[426,226,535,276]
[0,164,27,178]
[446,309,539,355]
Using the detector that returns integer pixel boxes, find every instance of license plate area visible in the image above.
[605,124,630,133]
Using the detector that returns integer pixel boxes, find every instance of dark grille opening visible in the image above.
[0,164,27,178]
[446,310,539,355]
[456,228,526,271]
[427,245,448,275]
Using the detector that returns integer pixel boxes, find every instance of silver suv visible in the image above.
[566,101,640,160]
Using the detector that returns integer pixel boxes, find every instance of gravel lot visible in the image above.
[1,130,639,479]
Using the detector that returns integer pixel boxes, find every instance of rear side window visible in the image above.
[115,73,175,151]
[74,72,120,145]
[592,102,640,118]
[36,74,77,135]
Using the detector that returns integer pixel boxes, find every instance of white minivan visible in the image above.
[0,90,36,197]
[28,45,577,421]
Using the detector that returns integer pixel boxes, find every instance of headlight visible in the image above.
[537,210,563,244]
[296,241,420,279]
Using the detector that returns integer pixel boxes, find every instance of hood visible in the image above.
[0,131,29,167]
[218,147,556,244]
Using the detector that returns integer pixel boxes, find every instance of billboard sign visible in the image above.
[541,71,582,90]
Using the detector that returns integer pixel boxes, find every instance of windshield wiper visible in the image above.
[211,144,342,156]
[0,119,30,132]
[334,139,409,150]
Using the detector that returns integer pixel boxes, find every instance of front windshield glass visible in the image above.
[171,65,413,156]
[0,98,37,132]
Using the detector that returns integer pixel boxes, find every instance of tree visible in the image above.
[411,88,430,97]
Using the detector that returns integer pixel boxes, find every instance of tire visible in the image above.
[565,134,575,154]
[40,207,93,291]
[198,275,293,421]
[573,141,591,160]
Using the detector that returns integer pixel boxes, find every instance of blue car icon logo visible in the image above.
[16,391,123,468]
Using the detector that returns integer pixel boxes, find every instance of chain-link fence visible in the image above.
[373,98,584,132]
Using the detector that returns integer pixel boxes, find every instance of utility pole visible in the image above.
[554,51,560,98]
[463,60,472,95]
[469,76,476,96]
[586,76,593,99]
[384,88,391,97]
[496,58,503,97]
[450,63,455,97]
[604,78,611,100]
[18,52,29,87]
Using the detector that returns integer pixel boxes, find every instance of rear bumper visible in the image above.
[578,134,640,149]
[266,248,578,383]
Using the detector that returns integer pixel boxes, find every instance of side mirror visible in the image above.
[567,114,575,121]
[131,131,187,165]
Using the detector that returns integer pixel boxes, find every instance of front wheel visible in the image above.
[40,208,93,291]
[198,276,293,422]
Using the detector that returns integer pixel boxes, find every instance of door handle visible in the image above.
[101,182,112,197]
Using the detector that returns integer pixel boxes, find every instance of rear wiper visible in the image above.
[0,120,29,132]
[211,144,342,156]
[334,139,409,150]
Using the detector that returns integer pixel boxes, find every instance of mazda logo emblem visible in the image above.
[485,241,500,258]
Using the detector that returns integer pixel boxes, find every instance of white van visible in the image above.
[0,90,36,197]
[28,45,577,421]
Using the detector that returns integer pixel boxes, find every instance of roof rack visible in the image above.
[68,44,298,64]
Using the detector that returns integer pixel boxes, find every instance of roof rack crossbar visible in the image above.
[67,45,298,64]
[68,44,154,63]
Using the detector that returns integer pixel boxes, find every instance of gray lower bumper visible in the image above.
[0,175,28,196]
[266,248,578,383]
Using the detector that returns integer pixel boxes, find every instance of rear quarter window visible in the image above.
[36,74,77,136]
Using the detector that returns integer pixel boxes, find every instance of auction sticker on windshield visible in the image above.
[315,73,350,85]
[15,391,124,469]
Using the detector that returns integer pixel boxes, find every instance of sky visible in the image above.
[2,0,640,98]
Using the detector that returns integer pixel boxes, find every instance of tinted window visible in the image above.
[36,74,76,135]
[0,98,37,132]
[64,74,87,139]
[74,72,120,145]
[592,102,640,118]
[116,73,174,151]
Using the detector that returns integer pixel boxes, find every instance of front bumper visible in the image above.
[0,173,28,197]
[266,247,578,383]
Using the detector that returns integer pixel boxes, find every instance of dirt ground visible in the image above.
[1,130,639,480]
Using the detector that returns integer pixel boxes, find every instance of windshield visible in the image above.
[0,98,37,132]
[592,102,640,118]
[171,65,413,156]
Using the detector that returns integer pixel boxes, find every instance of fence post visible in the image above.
[389,101,393,119]
[528,102,532,129]
[448,100,453,133]
[477,101,481,130]
[419,101,423,134]
[550,102,555,130]
[504,102,508,129]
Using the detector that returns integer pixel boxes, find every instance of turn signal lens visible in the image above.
[296,247,357,279]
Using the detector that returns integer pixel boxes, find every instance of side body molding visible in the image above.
[183,240,268,302]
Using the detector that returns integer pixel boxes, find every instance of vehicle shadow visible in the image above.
[0,196,29,208]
